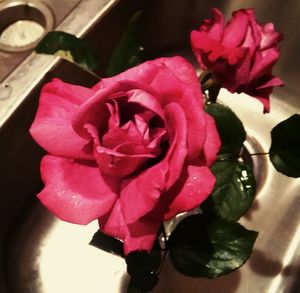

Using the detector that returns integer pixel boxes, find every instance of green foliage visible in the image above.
[269,114,300,178]
[202,161,256,221]
[125,241,161,292]
[127,273,158,293]
[36,31,101,72]
[205,103,246,157]
[107,11,144,76]
[89,229,124,257]
[168,214,258,278]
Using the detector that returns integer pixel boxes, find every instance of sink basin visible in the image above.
[1,0,300,292]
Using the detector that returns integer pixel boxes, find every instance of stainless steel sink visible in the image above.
[0,0,84,82]
[1,0,300,292]
[0,0,121,122]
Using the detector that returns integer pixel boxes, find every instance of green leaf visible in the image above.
[269,114,300,178]
[125,241,161,293]
[125,240,161,277]
[89,229,124,257]
[127,273,158,293]
[126,251,156,277]
[168,214,258,278]
[35,31,101,72]
[205,103,246,156]
[202,161,256,222]
[107,11,144,76]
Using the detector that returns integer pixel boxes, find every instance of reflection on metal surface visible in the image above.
[0,20,45,48]
[4,198,128,293]
[0,0,54,53]
[268,226,300,293]
[0,84,12,100]
[243,135,268,193]
[0,0,120,126]
[1,0,300,292]
[38,219,127,293]
[0,0,82,82]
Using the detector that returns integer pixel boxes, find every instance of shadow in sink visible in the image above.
[155,260,241,293]
[282,263,300,293]
[1,0,300,292]
[0,60,99,292]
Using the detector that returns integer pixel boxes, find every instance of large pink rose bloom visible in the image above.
[30,57,220,255]
[191,8,283,112]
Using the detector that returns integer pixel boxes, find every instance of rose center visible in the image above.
[94,94,167,177]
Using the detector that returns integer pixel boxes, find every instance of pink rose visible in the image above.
[30,57,220,255]
[191,8,283,112]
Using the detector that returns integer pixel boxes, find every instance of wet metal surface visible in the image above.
[0,0,119,126]
[0,0,54,53]
[0,20,45,48]
[0,0,80,82]
[1,0,300,292]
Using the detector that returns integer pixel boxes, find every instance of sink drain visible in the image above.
[0,0,55,53]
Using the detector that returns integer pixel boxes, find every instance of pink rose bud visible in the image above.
[191,8,283,112]
[30,57,220,255]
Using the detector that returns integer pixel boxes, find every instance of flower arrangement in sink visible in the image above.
[30,8,300,292]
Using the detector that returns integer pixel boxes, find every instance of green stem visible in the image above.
[157,224,168,275]
[198,70,221,103]
[198,70,212,83]
[157,249,168,275]
[161,223,167,242]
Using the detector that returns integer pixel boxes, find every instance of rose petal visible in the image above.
[134,112,153,139]
[127,89,165,119]
[162,165,215,221]
[191,30,221,53]
[228,48,251,90]
[260,23,283,50]
[86,124,155,177]
[157,56,204,92]
[256,76,284,90]
[202,113,221,166]
[249,47,280,82]
[114,142,158,156]
[93,63,160,92]
[147,128,167,149]
[96,147,153,177]
[46,78,95,105]
[149,57,207,160]
[163,103,188,187]
[93,57,205,160]
[30,79,94,160]
[72,83,122,139]
[98,200,127,242]
[99,200,160,255]
[191,8,282,113]
[223,10,249,48]
[73,82,142,139]
[38,155,118,225]
[190,30,210,70]
[120,102,188,224]
[242,9,261,51]
[106,100,120,129]
[102,120,143,149]
[206,8,225,41]
[248,87,272,113]
[125,219,160,255]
